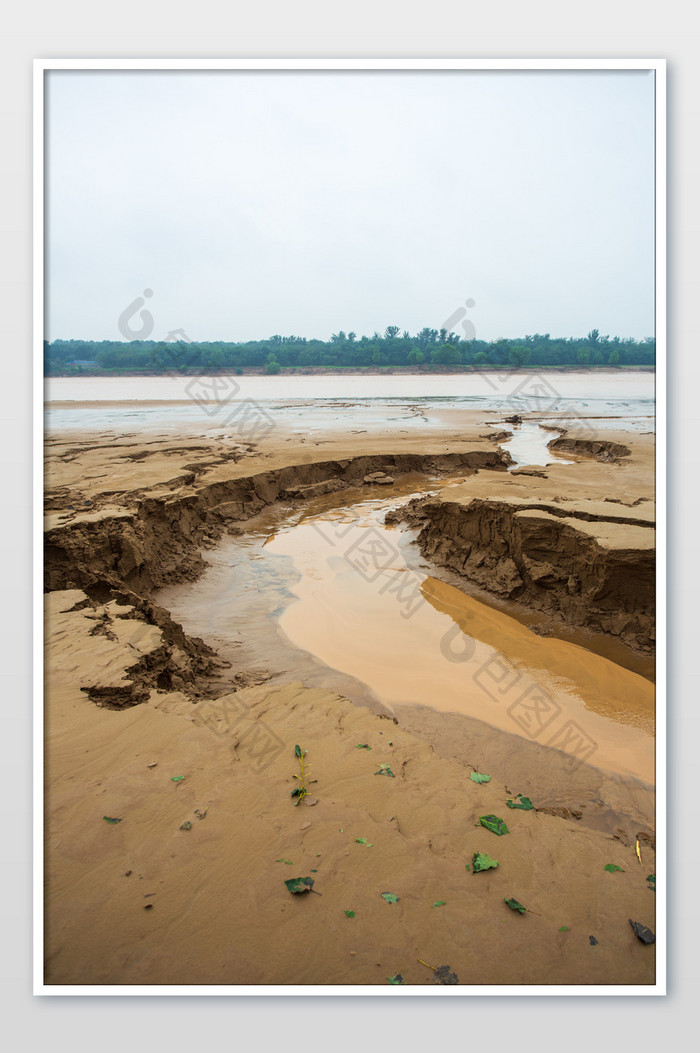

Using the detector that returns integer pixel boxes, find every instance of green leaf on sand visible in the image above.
[504,897,527,914]
[344,910,355,918]
[375,763,395,777]
[294,744,302,758]
[472,852,499,873]
[387,974,405,984]
[479,814,509,836]
[558,926,570,932]
[170,775,185,782]
[603,863,625,873]
[647,874,656,890]
[355,838,373,846]
[470,772,491,784]
[276,858,292,865]
[432,900,446,907]
[382,892,400,904]
[506,794,533,810]
[103,816,122,824]
[179,821,192,831]
[356,743,371,750]
[284,876,315,894]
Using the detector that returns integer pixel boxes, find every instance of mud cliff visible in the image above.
[388,492,654,652]
[44,449,511,595]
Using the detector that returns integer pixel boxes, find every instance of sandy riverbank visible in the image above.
[43,411,657,986]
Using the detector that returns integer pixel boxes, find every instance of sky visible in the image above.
[45,69,656,343]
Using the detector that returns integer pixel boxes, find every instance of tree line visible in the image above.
[45,327,655,376]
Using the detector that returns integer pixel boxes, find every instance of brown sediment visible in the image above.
[43,417,656,987]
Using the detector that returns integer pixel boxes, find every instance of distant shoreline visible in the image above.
[46,365,655,380]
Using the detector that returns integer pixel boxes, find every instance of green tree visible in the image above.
[608,349,620,366]
[577,348,591,366]
[509,346,531,368]
[407,348,424,365]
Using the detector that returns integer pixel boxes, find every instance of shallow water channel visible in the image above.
[156,475,654,787]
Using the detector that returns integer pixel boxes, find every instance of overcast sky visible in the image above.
[46,69,655,343]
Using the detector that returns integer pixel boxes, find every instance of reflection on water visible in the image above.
[158,487,654,785]
[501,420,574,468]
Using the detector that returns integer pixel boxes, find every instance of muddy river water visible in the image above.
[156,476,655,790]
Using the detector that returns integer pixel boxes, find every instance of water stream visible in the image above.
[156,483,654,786]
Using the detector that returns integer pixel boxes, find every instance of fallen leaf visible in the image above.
[558,926,570,932]
[433,965,459,985]
[170,775,185,783]
[629,919,655,944]
[355,838,373,846]
[387,974,405,984]
[294,744,302,758]
[472,852,499,873]
[276,858,292,865]
[432,901,446,907]
[375,763,395,777]
[479,814,509,836]
[507,795,534,810]
[589,935,598,946]
[504,897,527,914]
[179,821,192,831]
[603,863,625,873]
[470,772,491,784]
[647,874,656,891]
[103,816,122,824]
[356,744,371,750]
[382,892,400,903]
[344,910,355,918]
[194,808,207,820]
[285,877,315,895]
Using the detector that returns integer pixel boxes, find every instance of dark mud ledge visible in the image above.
[44,450,511,594]
[547,436,632,462]
[387,495,654,654]
[44,450,512,696]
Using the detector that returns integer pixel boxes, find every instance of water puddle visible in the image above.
[158,486,654,785]
[500,420,573,468]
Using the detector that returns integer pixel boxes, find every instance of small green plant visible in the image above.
[290,744,309,805]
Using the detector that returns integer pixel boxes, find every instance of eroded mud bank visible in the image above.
[387,492,654,653]
[43,450,510,703]
[44,449,511,595]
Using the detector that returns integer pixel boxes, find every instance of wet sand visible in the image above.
[43,409,657,986]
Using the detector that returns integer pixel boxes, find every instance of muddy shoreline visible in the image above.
[43,414,656,986]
